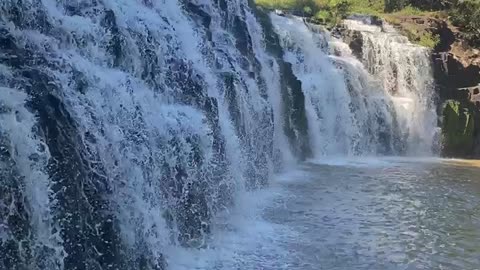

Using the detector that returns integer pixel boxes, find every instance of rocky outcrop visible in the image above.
[441,100,476,157]
[340,28,364,59]
[428,20,480,157]
[253,7,312,160]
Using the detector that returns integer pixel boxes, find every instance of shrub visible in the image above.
[450,0,480,31]
[304,5,314,15]
[418,32,440,48]
[450,0,480,45]
[385,0,408,12]
[391,5,424,16]
[314,10,332,23]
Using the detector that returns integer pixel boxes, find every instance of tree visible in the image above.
[303,5,314,15]
[385,0,408,12]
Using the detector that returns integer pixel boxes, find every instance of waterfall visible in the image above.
[342,18,439,155]
[270,14,438,157]
[0,1,438,269]
[271,15,403,156]
[0,1,303,269]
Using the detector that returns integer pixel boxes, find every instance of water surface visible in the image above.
[169,158,480,269]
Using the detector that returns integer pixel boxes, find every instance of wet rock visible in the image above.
[427,19,480,158]
[0,137,31,270]
[166,58,207,108]
[222,72,243,136]
[215,0,228,12]
[441,100,475,157]
[340,29,364,59]
[160,132,213,248]
[0,24,127,268]
[252,7,312,160]
[177,181,211,247]
[232,15,254,59]
[102,9,124,67]
[183,2,212,39]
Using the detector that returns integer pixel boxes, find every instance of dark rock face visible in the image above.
[0,15,129,269]
[252,7,312,160]
[339,29,364,59]
[441,100,475,157]
[0,136,31,269]
[429,22,480,157]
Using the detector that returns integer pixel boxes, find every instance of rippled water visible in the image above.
[170,158,480,270]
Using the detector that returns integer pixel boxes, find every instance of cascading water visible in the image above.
[0,1,439,269]
[0,1,305,269]
[271,14,403,156]
[270,14,438,157]
[342,18,439,155]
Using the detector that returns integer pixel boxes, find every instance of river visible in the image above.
[167,158,480,270]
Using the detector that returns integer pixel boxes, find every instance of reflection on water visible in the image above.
[169,158,480,270]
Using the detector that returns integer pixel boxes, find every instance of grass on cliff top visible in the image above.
[253,0,433,25]
[254,0,441,48]
[253,0,431,16]
[383,7,444,48]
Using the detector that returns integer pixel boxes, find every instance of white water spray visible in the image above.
[271,15,438,157]
[343,19,439,155]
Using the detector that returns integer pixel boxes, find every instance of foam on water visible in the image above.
[165,187,290,270]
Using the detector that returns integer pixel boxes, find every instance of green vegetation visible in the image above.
[253,0,433,28]
[441,100,476,157]
[347,0,384,15]
[254,0,309,10]
[253,0,438,20]
[254,0,480,47]
[394,24,440,48]
[418,32,440,48]
[450,0,480,46]
[256,0,352,25]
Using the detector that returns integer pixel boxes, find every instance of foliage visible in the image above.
[418,32,440,48]
[254,0,480,46]
[254,0,311,10]
[255,0,359,26]
[441,100,476,157]
[314,10,332,24]
[385,0,408,12]
[347,0,385,15]
[318,0,351,25]
[389,5,424,16]
[395,24,440,48]
[303,5,313,15]
[450,0,480,45]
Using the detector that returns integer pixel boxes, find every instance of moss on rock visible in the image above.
[441,100,475,157]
